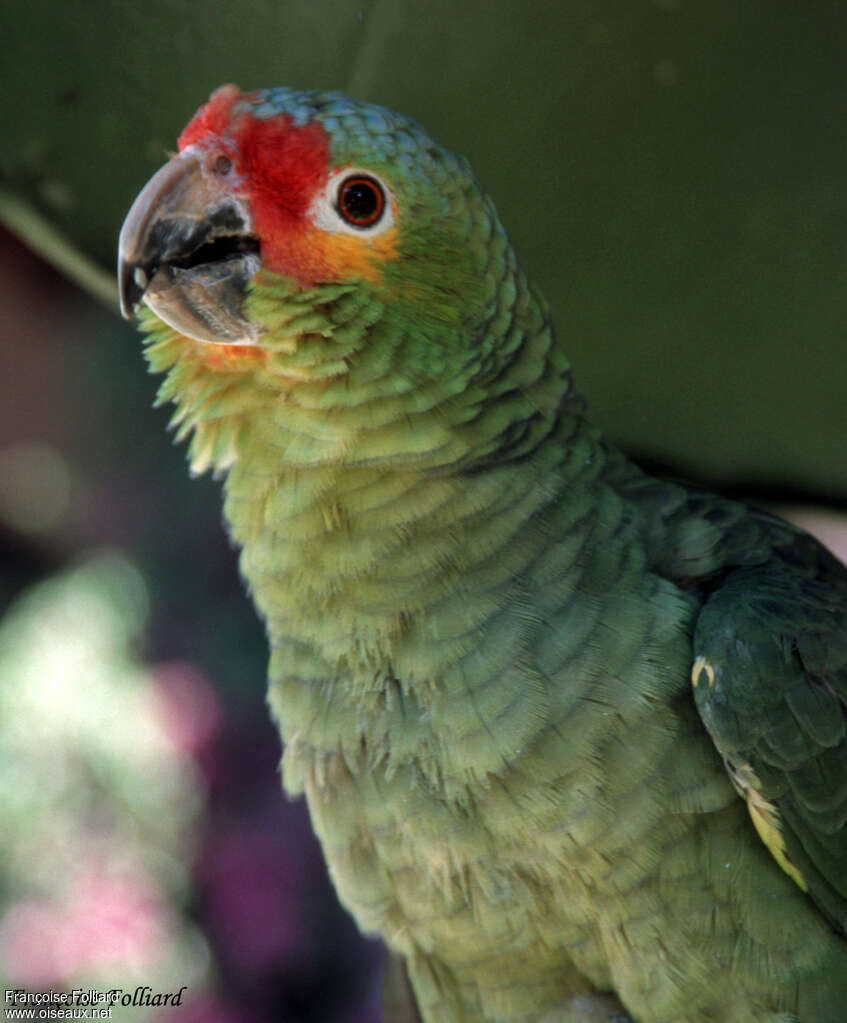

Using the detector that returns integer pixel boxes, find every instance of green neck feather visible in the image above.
[141,260,620,793]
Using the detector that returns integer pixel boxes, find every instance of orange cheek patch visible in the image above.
[190,341,267,370]
[263,224,399,286]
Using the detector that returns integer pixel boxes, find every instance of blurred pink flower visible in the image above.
[0,872,165,984]
[152,661,222,753]
[0,901,63,984]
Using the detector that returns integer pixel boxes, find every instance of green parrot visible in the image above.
[118,84,847,1022]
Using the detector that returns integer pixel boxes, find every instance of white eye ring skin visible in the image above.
[308,167,396,237]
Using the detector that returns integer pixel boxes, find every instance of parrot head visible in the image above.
[119,84,499,353]
[119,85,573,476]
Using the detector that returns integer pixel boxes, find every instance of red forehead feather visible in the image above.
[178,84,241,150]
[233,114,330,229]
[178,86,330,235]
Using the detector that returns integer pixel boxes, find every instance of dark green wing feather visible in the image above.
[691,536,847,933]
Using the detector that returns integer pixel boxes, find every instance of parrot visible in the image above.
[117,84,847,1023]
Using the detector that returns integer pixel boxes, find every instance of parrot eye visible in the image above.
[214,155,232,175]
[337,175,385,227]
[308,167,395,238]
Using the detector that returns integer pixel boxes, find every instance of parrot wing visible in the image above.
[691,540,847,934]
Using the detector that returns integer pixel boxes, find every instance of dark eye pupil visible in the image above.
[338,176,384,227]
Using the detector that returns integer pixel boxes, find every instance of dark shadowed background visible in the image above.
[1,2,846,1020]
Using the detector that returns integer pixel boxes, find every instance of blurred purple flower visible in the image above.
[201,822,313,975]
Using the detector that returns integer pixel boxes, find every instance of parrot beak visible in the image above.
[118,150,263,344]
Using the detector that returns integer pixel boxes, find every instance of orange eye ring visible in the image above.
[337,175,385,228]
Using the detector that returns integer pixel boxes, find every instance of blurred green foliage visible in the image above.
[2,1,847,496]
